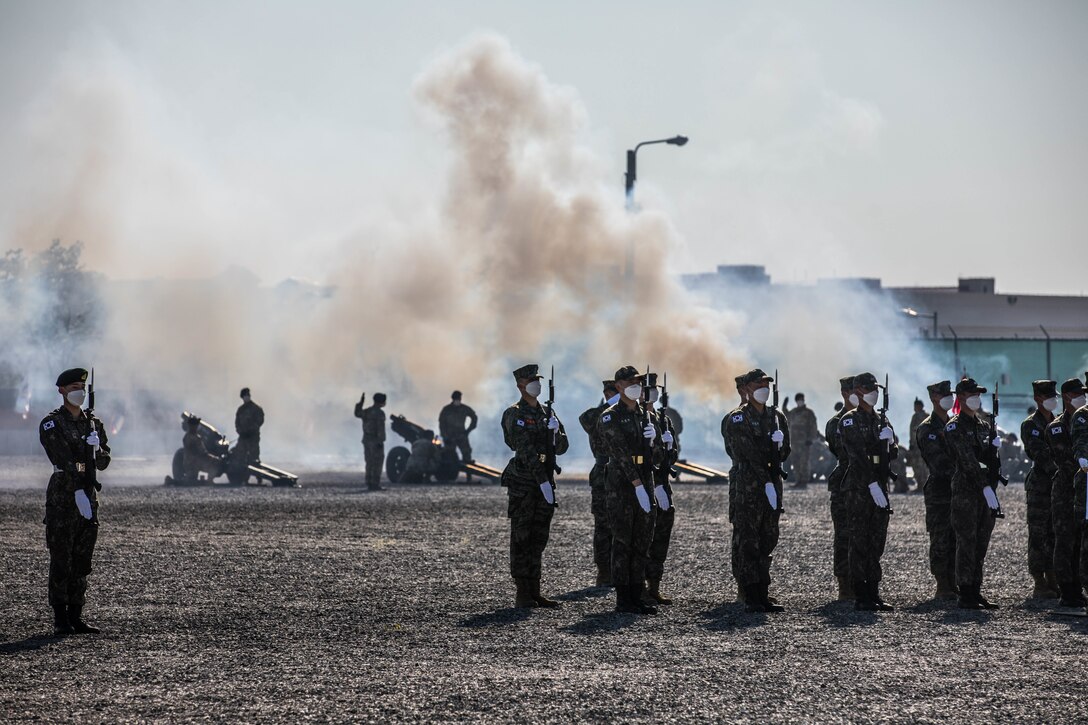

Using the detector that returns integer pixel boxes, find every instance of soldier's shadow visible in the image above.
[697,603,771,632]
[936,608,994,625]
[557,586,611,602]
[560,611,640,635]
[812,601,880,628]
[0,632,68,653]
[1048,613,1088,634]
[458,607,532,628]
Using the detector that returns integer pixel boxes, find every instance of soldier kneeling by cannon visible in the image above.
[165,412,299,487]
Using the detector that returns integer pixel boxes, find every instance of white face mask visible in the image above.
[524,380,541,397]
[965,395,982,411]
[1043,396,1060,413]
[648,388,660,404]
[66,389,86,407]
[623,384,643,401]
[862,390,880,408]
[751,387,771,405]
[1073,395,1088,409]
[848,393,859,407]
[939,395,955,412]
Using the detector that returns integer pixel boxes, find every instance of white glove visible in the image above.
[643,423,656,440]
[764,482,778,511]
[547,416,560,431]
[654,485,671,510]
[982,485,1000,511]
[74,489,93,520]
[661,430,674,450]
[991,437,1002,450]
[1079,457,1088,472]
[879,427,894,442]
[634,484,652,513]
[868,482,889,509]
[85,430,101,449]
[771,430,785,447]
[539,482,555,505]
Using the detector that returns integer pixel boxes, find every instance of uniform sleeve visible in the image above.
[502,408,548,482]
[947,423,984,487]
[256,405,265,428]
[824,416,841,458]
[777,410,791,463]
[841,416,876,483]
[466,406,478,432]
[1022,417,1057,475]
[554,417,570,457]
[93,417,111,471]
[579,407,598,436]
[354,401,364,419]
[40,417,75,473]
[917,421,951,471]
[725,415,767,471]
[1046,422,1076,477]
[1071,412,1088,463]
[600,414,641,486]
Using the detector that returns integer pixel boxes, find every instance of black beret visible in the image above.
[512,364,542,380]
[927,380,952,396]
[373,392,387,403]
[56,368,88,387]
[1031,380,1057,397]
[240,387,251,398]
[1060,378,1086,395]
[853,372,881,389]
[956,378,988,395]
[614,365,642,382]
[839,375,855,390]
[451,390,462,399]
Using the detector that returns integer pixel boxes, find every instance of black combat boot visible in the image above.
[835,576,854,601]
[871,582,894,612]
[645,579,673,605]
[760,583,784,612]
[1031,572,1058,599]
[514,578,538,608]
[615,585,637,613]
[52,605,74,635]
[1058,582,1085,608]
[744,584,767,613]
[976,590,999,610]
[631,582,657,615]
[67,605,100,634]
[854,579,877,611]
[958,584,983,610]
[595,565,612,588]
[531,579,561,608]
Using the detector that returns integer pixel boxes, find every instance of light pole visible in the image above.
[902,307,938,338]
[624,135,688,277]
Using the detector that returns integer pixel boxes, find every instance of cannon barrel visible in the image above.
[389,414,431,444]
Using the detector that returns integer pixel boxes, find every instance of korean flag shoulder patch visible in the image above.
[1052,425,1062,434]
[516,419,525,427]
[731,413,743,423]
[946,422,957,431]
[42,420,55,431]
[842,418,854,427]
[928,433,937,440]
[601,413,612,423]
[1031,429,1040,437]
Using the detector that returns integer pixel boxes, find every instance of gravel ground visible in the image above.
[2,472,1086,724]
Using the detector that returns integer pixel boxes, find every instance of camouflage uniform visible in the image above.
[579,401,612,578]
[1070,406,1088,588]
[840,407,896,591]
[599,401,660,587]
[722,403,790,590]
[945,413,997,591]
[501,398,569,580]
[721,410,740,589]
[402,437,439,483]
[439,401,477,463]
[646,408,680,583]
[786,403,818,485]
[825,409,850,581]
[1048,410,1081,592]
[916,411,956,586]
[234,399,264,465]
[39,407,111,610]
[358,405,386,489]
[1021,410,1057,579]
[909,409,930,487]
[183,428,220,481]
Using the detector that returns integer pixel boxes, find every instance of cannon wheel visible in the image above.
[435,449,460,483]
[171,449,185,481]
[386,446,410,483]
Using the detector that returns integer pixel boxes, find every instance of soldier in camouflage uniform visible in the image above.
[355,392,387,490]
[839,372,897,611]
[645,372,680,605]
[722,368,790,612]
[439,391,478,465]
[182,415,222,482]
[599,365,668,614]
[785,393,818,488]
[1047,378,1088,607]
[501,364,569,608]
[39,368,112,635]
[825,375,856,600]
[916,380,957,598]
[1021,379,1060,598]
[579,379,618,586]
[946,378,1003,609]
[723,373,747,603]
[1071,374,1088,608]
[908,398,930,493]
[234,387,264,465]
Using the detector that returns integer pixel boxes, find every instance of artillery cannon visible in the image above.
[165,412,299,487]
[386,414,501,483]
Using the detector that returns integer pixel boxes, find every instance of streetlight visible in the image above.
[901,307,938,338]
[624,135,688,278]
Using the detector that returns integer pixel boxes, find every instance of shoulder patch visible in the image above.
[842,418,854,427]
[516,419,525,427]
[1078,417,1086,424]
[731,414,743,423]
[1031,429,1040,437]
[42,420,55,431]
[946,422,957,431]
[1052,426,1062,434]
[601,414,612,423]
[927,433,937,440]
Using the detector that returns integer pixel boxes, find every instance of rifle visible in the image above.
[660,372,680,481]
[543,366,561,505]
[876,373,896,515]
[985,381,1009,518]
[85,368,101,523]
[640,364,658,491]
[766,369,785,513]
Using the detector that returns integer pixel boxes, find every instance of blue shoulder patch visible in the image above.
[1078,417,1086,424]
[927,433,936,440]
[1031,429,1040,437]
[842,418,854,427]
[42,420,55,431]
[516,419,525,427]
[946,422,957,431]
[1052,425,1062,434]
[731,414,743,423]
[601,414,612,423]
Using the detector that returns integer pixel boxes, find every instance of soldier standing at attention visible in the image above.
[235,387,264,465]
[40,368,111,635]
[1021,380,1060,599]
[839,372,896,611]
[785,393,818,488]
[644,372,680,606]
[916,380,958,598]
[1071,373,1088,610]
[501,364,569,608]
[439,391,478,464]
[908,398,930,493]
[723,368,790,613]
[1047,378,1088,607]
[946,378,1003,609]
[724,373,748,603]
[825,376,855,601]
[579,379,619,586]
[599,366,665,614]
[356,392,387,491]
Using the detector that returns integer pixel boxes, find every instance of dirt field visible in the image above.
[2,470,1086,723]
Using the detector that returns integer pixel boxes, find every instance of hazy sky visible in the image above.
[2,0,1086,293]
